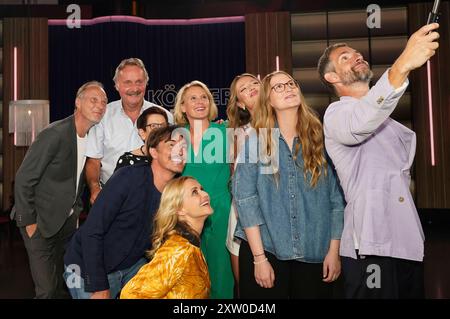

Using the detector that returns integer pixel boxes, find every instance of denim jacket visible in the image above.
[232,132,345,263]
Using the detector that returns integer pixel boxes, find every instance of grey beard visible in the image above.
[341,68,373,85]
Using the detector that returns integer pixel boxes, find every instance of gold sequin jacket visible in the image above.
[120,233,210,299]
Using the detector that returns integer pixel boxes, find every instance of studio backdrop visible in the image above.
[48,16,245,121]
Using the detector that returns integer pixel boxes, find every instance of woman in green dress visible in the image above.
[173,80,233,299]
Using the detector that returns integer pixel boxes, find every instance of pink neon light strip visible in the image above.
[14,46,17,101]
[48,15,244,26]
[276,56,279,71]
[426,60,436,166]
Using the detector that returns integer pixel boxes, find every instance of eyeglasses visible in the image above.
[145,123,167,130]
[271,80,298,93]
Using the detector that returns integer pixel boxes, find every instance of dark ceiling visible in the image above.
[59,0,441,18]
[0,0,443,19]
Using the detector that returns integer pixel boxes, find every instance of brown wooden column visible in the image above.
[2,18,48,211]
[408,2,450,209]
[245,12,292,78]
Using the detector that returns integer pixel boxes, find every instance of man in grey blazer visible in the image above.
[12,81,107,298]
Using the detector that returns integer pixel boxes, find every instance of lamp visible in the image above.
[9,100,50,146]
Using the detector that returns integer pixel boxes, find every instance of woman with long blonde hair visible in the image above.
[120,176,212,299]
[225,73,261,295]
[232,70,345,298]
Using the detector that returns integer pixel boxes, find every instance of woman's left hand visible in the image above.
[322,250,341,283]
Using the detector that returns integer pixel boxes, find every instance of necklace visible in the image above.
[140,145,145,155]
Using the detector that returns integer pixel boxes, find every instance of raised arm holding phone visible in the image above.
[317,19,440,298]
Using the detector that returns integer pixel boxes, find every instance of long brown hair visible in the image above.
[253,71,327,187]
[226,73,260,129]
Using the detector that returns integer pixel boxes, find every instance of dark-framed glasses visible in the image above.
[145,123,167,130]
[271,80,298,93]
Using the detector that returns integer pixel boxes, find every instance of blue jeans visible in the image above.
[63,258,147,299]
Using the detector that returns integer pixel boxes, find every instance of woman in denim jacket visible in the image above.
[232,71,345,298]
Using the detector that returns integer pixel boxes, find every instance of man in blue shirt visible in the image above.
[85,58,174,204]
[64,125,185,299]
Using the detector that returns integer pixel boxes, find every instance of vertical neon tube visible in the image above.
[14,46,17,101]
[426,60,436,166]
[276,56,279,71]
[14,46,18,145]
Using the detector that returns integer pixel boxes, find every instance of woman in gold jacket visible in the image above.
[120,176,212,299]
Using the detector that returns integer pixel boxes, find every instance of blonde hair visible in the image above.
[173,80,218,125]
[226,73,260,129]
[147,176,198,259]
[253,71,327,187]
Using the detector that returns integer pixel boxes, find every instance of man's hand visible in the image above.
[90,289,111,299]
[390,23,439,88]
[89,185,101,205]
[398,23,440,72]
[25,223,37,238]
[86,158,102,204]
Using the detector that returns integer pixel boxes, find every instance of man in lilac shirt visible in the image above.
[317,23,440,298]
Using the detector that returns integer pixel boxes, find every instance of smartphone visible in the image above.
[427,0,441,24]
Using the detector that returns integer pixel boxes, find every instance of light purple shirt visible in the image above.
[323,70,424,262]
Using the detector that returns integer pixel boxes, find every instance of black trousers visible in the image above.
[341,254,424,299]
[239,240,334,299]
[20,213,78,299]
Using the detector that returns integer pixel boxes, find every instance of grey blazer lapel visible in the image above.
[68,115,78,193]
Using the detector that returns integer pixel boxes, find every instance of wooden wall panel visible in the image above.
[245,12,292,78]
[408,3,450,209]
[2,18,48,211]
